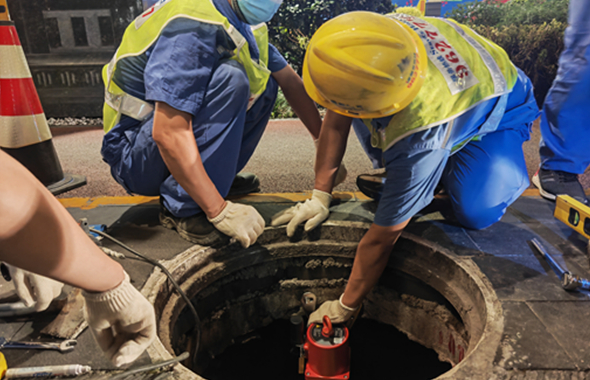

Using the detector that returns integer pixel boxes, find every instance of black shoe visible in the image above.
[228,172,260,196]
[532,168,588,204]
[356,173,386,201]
[159,200,228,246]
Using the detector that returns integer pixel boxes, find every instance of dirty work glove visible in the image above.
[314,139,348,187]
[83,272,156,367]
[308,294,358,326]
[6,264,63,312]
[208,201,265,248]
[271,189,331,237]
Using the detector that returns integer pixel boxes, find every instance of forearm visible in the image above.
[272,66,321,139]
[0,151,124,293]
[314,110,351,192]
[153,102,225,218]
[341,220,409,308]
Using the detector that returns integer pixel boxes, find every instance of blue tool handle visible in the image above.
[530,239,568,278]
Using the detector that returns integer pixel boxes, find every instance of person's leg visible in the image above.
[443,128,530,229]
[101,115,170,197]
[536,0,590,202]
[226,76,279,196]
[443,68,538,230]
[160,60,251,217]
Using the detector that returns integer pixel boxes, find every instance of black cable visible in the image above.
[105,351,189,380]
[89,228,201,358]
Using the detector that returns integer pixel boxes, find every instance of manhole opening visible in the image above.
[151,229,495,380]
[199,318,452,380]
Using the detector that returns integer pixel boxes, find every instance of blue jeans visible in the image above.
[539,0,590,174]
[102,60,278,217]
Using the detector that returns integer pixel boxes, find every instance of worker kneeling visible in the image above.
[271,11,539,323]
[101,0,325,248]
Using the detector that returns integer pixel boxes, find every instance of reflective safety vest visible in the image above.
[102,0,271,133]
[364,14,518,151]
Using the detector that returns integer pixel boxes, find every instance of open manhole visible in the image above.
[143,222,503,379]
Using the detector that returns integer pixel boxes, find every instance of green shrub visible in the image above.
[446,0,568,27]
[271,89,297,119]
[472,19,567,106]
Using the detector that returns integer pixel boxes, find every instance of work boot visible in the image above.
[159,199,228,246]
[532,168,588,204]
[228,172,260,196]
[356,173,386,201]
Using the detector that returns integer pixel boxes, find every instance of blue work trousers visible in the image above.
[354,69,537,230]
[539,0,590,174]
[102,60,278,217]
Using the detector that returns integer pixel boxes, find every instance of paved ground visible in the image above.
[1,192,589,379]
[1,118,589,379]
[49,119,590,199]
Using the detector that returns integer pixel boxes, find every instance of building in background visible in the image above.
[7,0,143,118]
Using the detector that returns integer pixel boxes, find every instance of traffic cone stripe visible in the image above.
[0,23,19,45]
[0,19,51,149]
[0,46,32,79]
[0,114,51,149]
[0,78,45,116]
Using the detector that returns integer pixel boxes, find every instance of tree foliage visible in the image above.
[446,0,568,27]
[268,0,394,73]
[446,0,569,106]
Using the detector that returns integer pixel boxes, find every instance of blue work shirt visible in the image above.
[112,0,287,118]
[355,68,538,228]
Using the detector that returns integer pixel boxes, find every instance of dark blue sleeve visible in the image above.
[144,19,220,116]
[374,124,452,227]
[267,43,288,73]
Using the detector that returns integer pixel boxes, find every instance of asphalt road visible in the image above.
[51,118,589,198]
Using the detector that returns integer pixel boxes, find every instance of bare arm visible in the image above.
[152,101,226,218]
[314,110,352,192]
[341,219,410,309]
[0,150,124,293]
[272,65,321,140]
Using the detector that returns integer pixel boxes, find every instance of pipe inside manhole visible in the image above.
[144,222,503,380]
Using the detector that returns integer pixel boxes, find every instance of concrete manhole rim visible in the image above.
[142,221,504,380]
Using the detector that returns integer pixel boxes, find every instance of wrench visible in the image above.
[530,238,590,291]
[0,337,76,352]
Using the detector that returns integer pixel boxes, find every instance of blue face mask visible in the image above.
[236,0,283,25]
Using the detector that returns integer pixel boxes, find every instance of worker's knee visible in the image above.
[210,60,250,104]
[454,204,504,230]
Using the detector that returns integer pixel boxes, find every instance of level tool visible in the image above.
[554,195,590,240]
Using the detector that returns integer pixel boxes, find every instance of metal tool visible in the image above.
[530,238,590,291]
[0,337,77,352]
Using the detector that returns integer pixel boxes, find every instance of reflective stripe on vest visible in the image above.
[102,0,271,133]
[364,14,517,152]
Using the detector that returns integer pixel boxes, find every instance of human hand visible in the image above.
[271,189,331,237]
[83,272,156,367]
[314,139,347,187]
[208,201,265,248]
[308,295,358,326]
[6,264,63,312]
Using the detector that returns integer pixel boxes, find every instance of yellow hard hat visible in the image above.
[303,11,427,119]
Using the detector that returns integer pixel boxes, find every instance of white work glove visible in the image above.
[83,272,156,367]
[208,201,265,248]
[308,294,358,326]
[6,264,63,312]
[314,139,348,187]
[271,189,331,237]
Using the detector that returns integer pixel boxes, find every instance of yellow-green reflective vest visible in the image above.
[364,14,518,151]
[102,0,271,133]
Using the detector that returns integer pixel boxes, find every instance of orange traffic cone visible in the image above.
[0,0,85,195]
